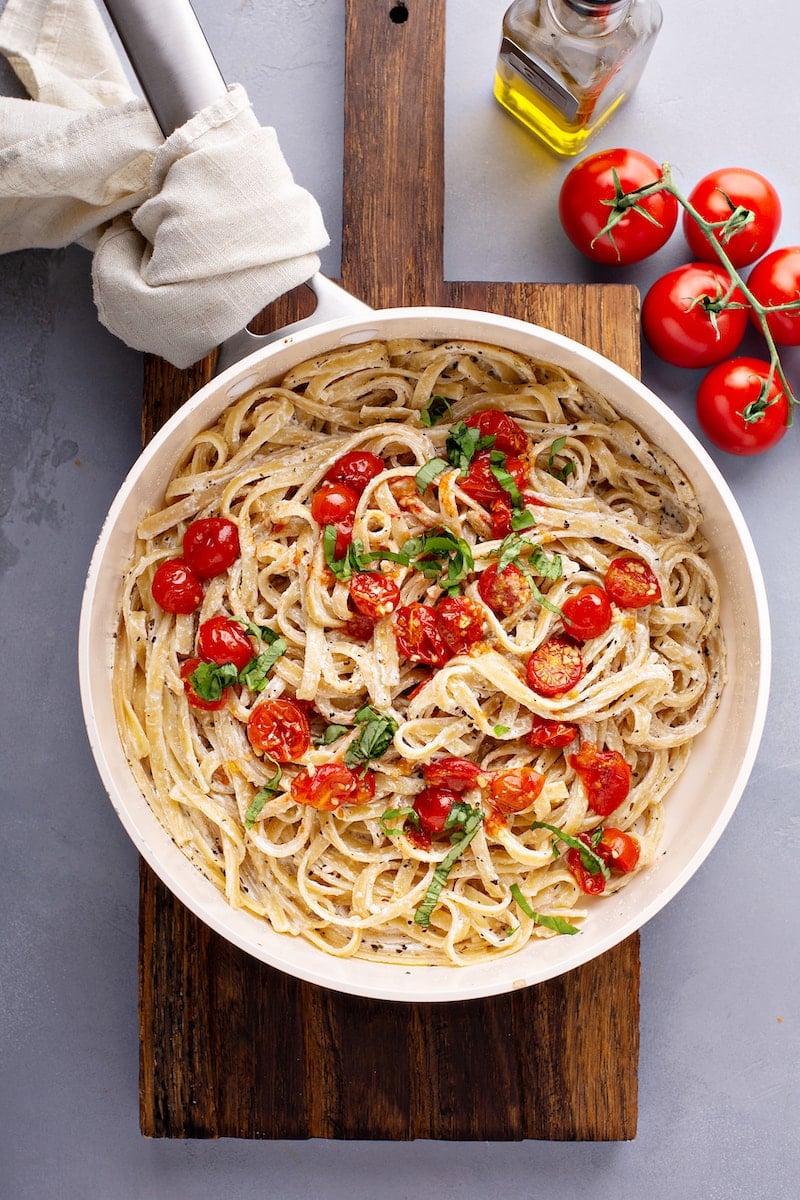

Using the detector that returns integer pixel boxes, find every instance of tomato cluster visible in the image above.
[558,149,797,455]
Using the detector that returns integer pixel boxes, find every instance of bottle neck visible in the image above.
[548,0,632,37]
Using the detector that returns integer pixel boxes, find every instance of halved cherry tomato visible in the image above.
[559,148,679,265]
[569,742,631,817]
[526,637,584,697]
[324,450,385,493]
[604,557,661,608]
[394,603,452,666]
[561,583,612,640]
[695,356,789,456]
[527,714,578,749]
[566,847,607,895]
[477,561,529,617]
[291,762,376,811]
[247,699,311,762]
[151,558,203,614]
[196,616,253,672]
[464,409,529,455]
[183,517,240,579]
[596,827,640,873]
[348,572,400,619]
[490,767,544,814]
[422,757,487,791]
[641,262,749,368]
[342,611,376,641]
[413,785,461,834]
[459,450,528,507]
[683,167,782,268]
[435,596,485,655]
[180,657,227,711]
[746,246,800,346]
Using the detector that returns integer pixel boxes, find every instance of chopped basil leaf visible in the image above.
[238,638,287,692]
[419,394,453,427]
[322,528,371,581]
[415,457,449,494]
[445,421,495,474]
[379,806,419,836]
[314,723,349,746]
[189,660,239,701]
[548,435,576,482]
[414,804,484,927]
[510,884,578,935]
[531,820,611,880]
[493,724,510,736]
[496,532,563,617]
[489,450,523,508]
[344,706,399,768]
[234,618,279,644]
[510,507,538,531]
[394,528,474,592]
[244,766,282,828]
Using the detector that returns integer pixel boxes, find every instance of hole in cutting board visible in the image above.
[389,4,409,23]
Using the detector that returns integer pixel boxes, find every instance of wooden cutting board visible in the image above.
[138,0,641,1139]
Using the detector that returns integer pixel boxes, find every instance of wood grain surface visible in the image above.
[138,0,641,1140]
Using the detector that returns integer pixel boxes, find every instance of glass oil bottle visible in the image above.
[493,0,662,157]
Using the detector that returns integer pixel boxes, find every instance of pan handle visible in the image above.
[102,0,371,371]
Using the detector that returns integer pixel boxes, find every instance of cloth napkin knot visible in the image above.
[0,0,330,368]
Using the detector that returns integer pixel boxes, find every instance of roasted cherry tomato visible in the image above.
[324,449,385,493]
[341,611,376,641]
[527,714,578,749]
[413,785,461,835]
[435,596,485,655]
[180,657,227,711]
[477,561,530,617]
[151,557,203,614]
[641,262,749,368]
[570,742,632,817]
[464,408,529,455]
[310,480,359,526]
[422,756,487,791]
[747,246,800,345]
[247,698,311,762]
[604,557,661,608]
[459,450,528,507]
[596,827,640,873]
[183,517,240,579]
[561,583,612,640]
[348,571,401,619]
[394,603,452,666]
[196,615,253,672]
[566,847,607,895]
[490,767,544,814]
[683,167,782,267]
[291,762,376,811]
[559,148,679,265]
[695,356,789,456]
[526,637,584,697]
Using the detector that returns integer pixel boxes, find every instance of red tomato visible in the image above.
[183,517,240,579]
[641,263,748,368]
[695,356,789,456]
[435,596,485,655]
[310,481,359,526]
[413,785,461,835]
[247,699,311,762]
[561,583,612,640]
[596,827,640,873]
[151,558,203,614]
[527,714,578,749]
[569,742,631,817]
[477,561,529,617]
[180,658,227,711]
[348,572,400,619]
[394,603,452,666]
[291,762,376,811]
[526,637,584,697]
[490,767,544,814]
[604,557,661,608]
[459,450,528,507]
[196,616,253,672]
[558,148,678,265]
[342,611,376,641]
[747,246,800,345]
[464,409,529,455]
[422,756,487,791]
[566,847,607,895]
[324,450,385,493]
[684,167,782,267]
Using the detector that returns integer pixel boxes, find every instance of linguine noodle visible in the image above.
[114,338,725,966]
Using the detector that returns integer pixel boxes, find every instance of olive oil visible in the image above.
[494,0,662,157]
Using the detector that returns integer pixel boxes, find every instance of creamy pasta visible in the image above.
[114,338,725,966]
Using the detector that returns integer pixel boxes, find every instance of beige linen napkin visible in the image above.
[0,0,329,367]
